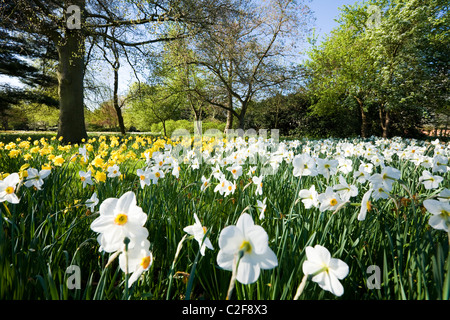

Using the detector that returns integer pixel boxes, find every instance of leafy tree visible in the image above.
[124,83,185,136]
[304,0,449,138]
[0,29,59,128]
[0,0,239,143]
[182,0,313,131]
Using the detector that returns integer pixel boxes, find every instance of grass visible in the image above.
[0,133,449,300]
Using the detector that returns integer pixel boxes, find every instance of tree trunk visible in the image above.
[225,110,233,132]
[56,25,87,144]
[238,114,245,131]
[225,91,234,132]
[162,120,167,137]
[379,105,390,138]
[113,67,126,135]
[356,97,368,138]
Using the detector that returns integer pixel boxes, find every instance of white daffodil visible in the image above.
[372,185,390,200]
[437,189,450,203]
[302,245,349,297]
[368,166,401,192]
[79,170,93,188]
[149,165,165,185]
[78,146,88,163]
[293,153,317,177]
[107,164,121,178]
[90,191,149,253]
[252,175,263,196]
[248,166,257,176]
[357,189,373,221]
[353,169,370,184]
[337,158,353,175]
[119,239,153,288]
[423,199,450,232]
[298,185,320,209]
[0,173,21,204]
[227,165,243,180]
[24,168,50,190]
[200,175,210,192]
[419,170,443,190]
[256,198,267,219]
[86,192,99,211]
[211,163,224,180]
[217,213,278,284]
[183,213,214,256]
[432,155,448,174]
[171,160,180,179]
[316,158,339,180]
[318,187,343,212]
[136,168,151,188]
[333,175,358,202]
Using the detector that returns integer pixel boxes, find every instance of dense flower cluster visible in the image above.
[0,134,448,297]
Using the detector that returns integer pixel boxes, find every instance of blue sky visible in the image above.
[0,0,361,92]
[308,0,360,41]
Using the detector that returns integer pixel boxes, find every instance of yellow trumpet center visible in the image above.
[5,186,14,194]
[329,198,338,206]
[441,210,449,219]
[141,255,152,270]
[114,213,128,226]
[155,172,160,178]
[367,201,372,212]
[240,240,252,254]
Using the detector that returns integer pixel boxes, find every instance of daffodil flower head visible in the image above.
[302,245,349,297]
[423,199,450,232]
[0,172,20,204]
[90,191,148,253]
[217,213,278,284]
[119,239,153,288]
[183,213,214,256]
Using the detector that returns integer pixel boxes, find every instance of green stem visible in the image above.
[123,237,130,300]
[166,234,188,300]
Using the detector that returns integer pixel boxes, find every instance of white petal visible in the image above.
[256,248,278,270]
[327,273,345,296]
[236,259,260,284]
[302,260,322,276]
[329,258,349,279]
[183,225,195,235]
[218,226,244,255]
[99,198,118,217]
[216,250,235,271]
[246,226,269,255]
[236,213,255,236]
[117,191,137,213]
[429,215,448,232]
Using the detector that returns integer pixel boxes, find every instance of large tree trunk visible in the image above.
[113,67,126,135]
[56,25,87,144]
[225,110,233,132]
[225,91,234,132]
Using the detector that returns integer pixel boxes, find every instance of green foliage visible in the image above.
[303,0,449,138]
